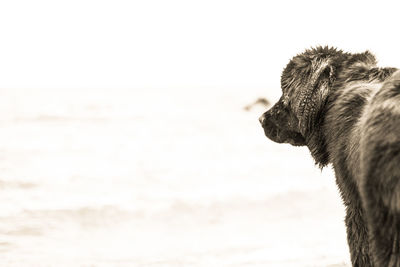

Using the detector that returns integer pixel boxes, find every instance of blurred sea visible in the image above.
[0,88,349,266]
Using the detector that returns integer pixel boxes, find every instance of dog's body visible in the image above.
[259,47,400,266]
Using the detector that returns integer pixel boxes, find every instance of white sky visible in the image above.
[0,0,400,89]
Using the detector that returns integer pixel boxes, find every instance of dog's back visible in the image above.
[358,70,400,265]
[327,69,400,266]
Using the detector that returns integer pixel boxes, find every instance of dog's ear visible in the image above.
[346,50,377,68]
[294,57,336,137]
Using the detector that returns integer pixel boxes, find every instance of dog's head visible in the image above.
[260,46,342,146]
[259,46,376,164]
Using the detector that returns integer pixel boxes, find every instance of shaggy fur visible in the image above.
[259,46,400,266]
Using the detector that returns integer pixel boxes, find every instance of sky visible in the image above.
[0,0,400,90]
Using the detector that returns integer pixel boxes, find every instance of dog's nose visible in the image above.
[259,114,266,124]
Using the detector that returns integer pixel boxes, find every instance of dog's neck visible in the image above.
[304,100,331,168]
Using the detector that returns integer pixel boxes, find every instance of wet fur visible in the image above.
[260,47,400,266]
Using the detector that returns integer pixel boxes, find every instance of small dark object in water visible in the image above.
[244,98,270,111]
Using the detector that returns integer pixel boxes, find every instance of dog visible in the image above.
[259,46,400,266]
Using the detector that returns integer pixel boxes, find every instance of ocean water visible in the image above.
[0,88,349,266]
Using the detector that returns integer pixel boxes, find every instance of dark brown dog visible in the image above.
[259,46,400,266]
